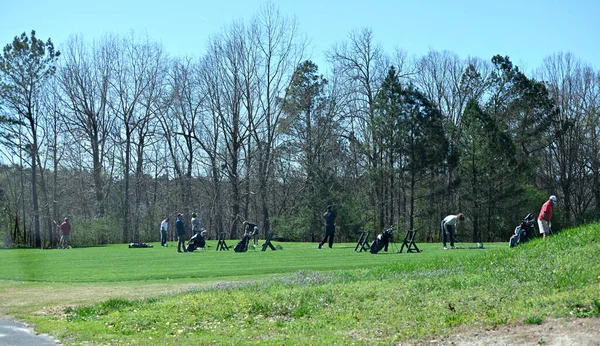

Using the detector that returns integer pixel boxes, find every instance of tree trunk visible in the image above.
[123,135,131,243]
[92,129,105,217]
[30,123,41,248]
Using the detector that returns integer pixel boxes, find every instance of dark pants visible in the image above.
[177,234,186,252]
[160,230,168,246]
[319,226,335,248]
[441,221,455,247]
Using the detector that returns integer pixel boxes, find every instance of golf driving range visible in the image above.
[0,223,598,345]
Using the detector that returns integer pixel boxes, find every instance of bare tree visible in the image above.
[202,23,249,239]
[327,28,388,230]
[108,32,162,242]
[36,77,66,247]
[194,54,227,237]
[131,42,167,241]
[159,55,212,240]
[250,3,306,235]
[539,53,594,224]
[582,71,600,217]
[58,35,117,217]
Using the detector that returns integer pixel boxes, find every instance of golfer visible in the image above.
[160,217,169,247]
[243,221,259,247]
[59,217,72,249]
[176,213,186,253]
[191,213,201,236]
[538,195,557,238]
[441,213,464,250]
[319,205,337,249]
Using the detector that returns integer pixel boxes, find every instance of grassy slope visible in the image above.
[2,225,599,345]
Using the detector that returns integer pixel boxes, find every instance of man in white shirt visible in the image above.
[160,217,169,247]
[441,213,464,250]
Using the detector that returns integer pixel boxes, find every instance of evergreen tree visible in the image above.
[488,55,554,164]
[0,30,60,247]
[373,67,448,230]
[399,85,448,230]
[460,99,524,241]
[280,60,337,240]
[372,67,404,229]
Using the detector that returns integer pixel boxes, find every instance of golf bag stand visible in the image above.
[216,232,229,251]
[354,230,370,252]
[261,233,276,251]
[399,229,421,253]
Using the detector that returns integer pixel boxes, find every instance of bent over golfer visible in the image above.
[538,195,557,239]
[441,213,464,250]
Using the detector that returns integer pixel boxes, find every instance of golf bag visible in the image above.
[234,228,256,253]
[370,228,393,254]
[186,231,206,252]
[509,213,536,247]
[129,242,152,248]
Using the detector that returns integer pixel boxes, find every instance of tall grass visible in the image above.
[5,223,600,345]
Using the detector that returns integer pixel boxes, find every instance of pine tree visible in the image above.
[0,30,60,247]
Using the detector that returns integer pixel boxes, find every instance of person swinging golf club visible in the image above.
[319,205,337,249]
[441,213,464,250]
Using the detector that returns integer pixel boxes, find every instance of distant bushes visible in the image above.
[71,217,121,245]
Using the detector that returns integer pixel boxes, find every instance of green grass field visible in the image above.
[1,225,599,345]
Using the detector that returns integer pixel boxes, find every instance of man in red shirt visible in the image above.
[59,217,72,249]
[537,195,557,238]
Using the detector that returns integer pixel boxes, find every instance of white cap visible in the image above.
[550,195,557,203]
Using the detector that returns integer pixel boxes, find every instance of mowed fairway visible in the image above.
[0,240,477,283]
[0,226,599,345]
[0,240,467,315]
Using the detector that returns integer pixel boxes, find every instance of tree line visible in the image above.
[1,4,599,248]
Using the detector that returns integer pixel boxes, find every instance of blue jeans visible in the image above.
[441,221,455,247]
[177,234,186,251]
[160,230,168,246]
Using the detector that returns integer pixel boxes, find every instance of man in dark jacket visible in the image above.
[319,205,337,249]
[176,213,186,253]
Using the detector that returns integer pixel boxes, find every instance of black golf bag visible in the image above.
[509,213,536,247]
[234,234,251,252]
[370,228,393,254]
[234,227,257,253]
[128,242,152,248]
[186,231,206,252]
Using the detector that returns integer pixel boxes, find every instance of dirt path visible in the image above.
[401,317,600,346]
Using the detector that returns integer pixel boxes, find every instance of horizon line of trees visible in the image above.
[1,4,599,248]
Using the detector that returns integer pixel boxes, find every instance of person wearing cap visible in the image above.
[160,217,169,247]
[59,217,71,249]
[176,213,187,253]
[191,213,201,236]
[319,205,337,249]
[242,221,259,247]
[441,213,464,250]
[538,195,557,238]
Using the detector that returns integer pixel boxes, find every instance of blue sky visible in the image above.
[1,0,598,73]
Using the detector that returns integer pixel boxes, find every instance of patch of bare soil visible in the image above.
[0,281,203,317]
[400,317,600,346]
